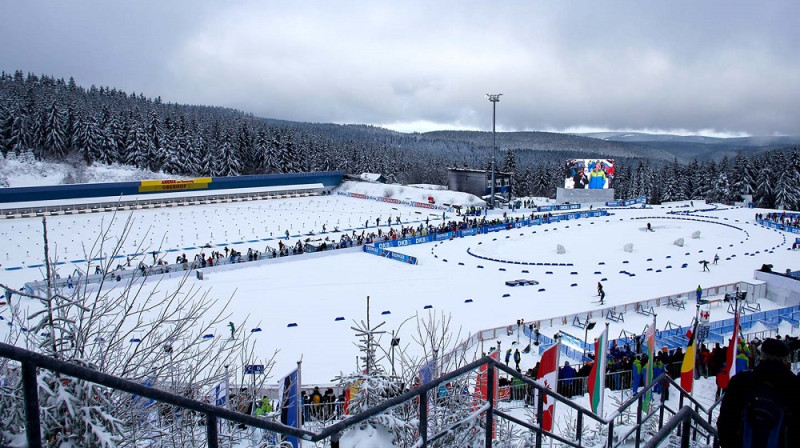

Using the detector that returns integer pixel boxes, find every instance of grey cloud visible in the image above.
[2,0,798,135]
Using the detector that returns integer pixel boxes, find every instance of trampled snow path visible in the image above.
[0,188,797,385]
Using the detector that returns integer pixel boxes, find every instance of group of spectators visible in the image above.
[756,211,800,228]
[494,335,800,405]
[301,386,343,423]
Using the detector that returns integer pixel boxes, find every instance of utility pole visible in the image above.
[486,94,502,209]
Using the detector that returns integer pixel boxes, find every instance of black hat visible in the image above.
[760,338,790,362]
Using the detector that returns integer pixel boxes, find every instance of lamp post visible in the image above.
[486,94,502,209]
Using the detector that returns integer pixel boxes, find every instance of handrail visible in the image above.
[1,339,723,448]
[641,406,718,448]
[493,409,582,448]
[0,341,316,441]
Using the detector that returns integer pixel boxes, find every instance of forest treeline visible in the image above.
[0,70,798,209]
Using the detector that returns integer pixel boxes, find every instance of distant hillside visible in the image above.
[578,132,800,162]
[422,130,678,161]
[4,70,800,209]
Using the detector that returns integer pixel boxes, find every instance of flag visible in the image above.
[724,301,742,381]
[277,366,302,448]
[643,315,656,413]
[213,378,228,407]
[536,342,560,431]
[587,326,608,416]
[680,320,699,393]
[419,358,436,386]
[474,349,499,402]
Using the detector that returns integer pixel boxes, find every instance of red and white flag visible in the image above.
[724,300,742,381]
[536,341,560,432]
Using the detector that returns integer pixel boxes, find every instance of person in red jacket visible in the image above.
[716,362,730,399]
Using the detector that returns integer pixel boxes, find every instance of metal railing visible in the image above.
[0,340,720,448]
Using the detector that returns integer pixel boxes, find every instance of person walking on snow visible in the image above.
[505,348,512,366]
[696,285,703,304]
[228,321,235,339]
[513,348,521,370]
[713,253,719,265]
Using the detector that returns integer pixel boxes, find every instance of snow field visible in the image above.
[1,192,798,387]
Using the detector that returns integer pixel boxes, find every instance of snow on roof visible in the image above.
[359,173,384,182]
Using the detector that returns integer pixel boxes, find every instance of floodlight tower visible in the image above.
[486,94,502,208]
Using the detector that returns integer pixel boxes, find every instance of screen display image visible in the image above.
[564,159,614,189]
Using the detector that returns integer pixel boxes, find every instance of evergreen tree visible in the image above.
[124,118,148,169]
[754,162,775,208]
[215,130,240,176]
[98,109,120,165]
[8,109,29,155]
[143,111,164,172]
[42,101,68,159]
[0,104,12,155]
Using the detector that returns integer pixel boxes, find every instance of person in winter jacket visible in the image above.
[559,362,578,397]
[310,387,323,419]
[513,349,522,370]
[653,360,665,394]
[632,356,644,394]
[588,164,608,189]
[505,348,512,366]
[717,338,800,448]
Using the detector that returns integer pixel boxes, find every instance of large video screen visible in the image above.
[564,159,614,189]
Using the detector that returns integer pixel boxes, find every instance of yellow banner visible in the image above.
[138,178,212,193]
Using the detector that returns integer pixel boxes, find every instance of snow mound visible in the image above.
[335,180,485,208]
[0,151,175,188]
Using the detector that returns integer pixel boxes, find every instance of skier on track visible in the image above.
[599,287,606,305]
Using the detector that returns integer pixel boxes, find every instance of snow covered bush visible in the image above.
[0,213,273,447]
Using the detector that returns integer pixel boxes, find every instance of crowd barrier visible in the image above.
[335,191,453,212]
[535,203,581,212]
[0,171,345,207]
[362,245,418,265]
[757,218,800,234]
[374,210,609,251]
[605,195,647,207]
[23,245,364,294]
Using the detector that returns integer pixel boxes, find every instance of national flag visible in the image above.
[277,365,302,448]
[680,320,699,393]
[643,315,656,413]
[213,378,228,407]
[587,326,608,416]
[724,301,742,381]
[536,342,560,431]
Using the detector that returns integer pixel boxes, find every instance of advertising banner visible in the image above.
[362,245,418,264]
[138,177,212,193]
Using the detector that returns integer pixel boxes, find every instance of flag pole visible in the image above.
[297,360,303,433]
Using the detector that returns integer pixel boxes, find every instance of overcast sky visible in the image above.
[2,1,798,136]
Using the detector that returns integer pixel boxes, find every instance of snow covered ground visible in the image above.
[2,177,799,446]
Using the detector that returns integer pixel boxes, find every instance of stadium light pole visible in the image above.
[486,94,502,209]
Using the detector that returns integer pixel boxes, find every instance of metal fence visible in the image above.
[1,340,718,448]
